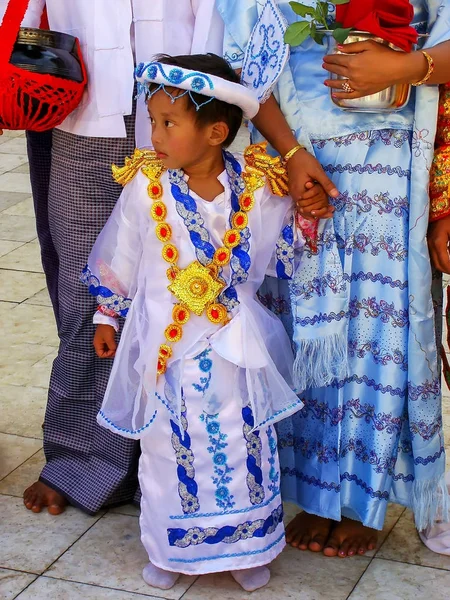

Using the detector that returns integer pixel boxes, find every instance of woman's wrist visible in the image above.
[399,50,431,85]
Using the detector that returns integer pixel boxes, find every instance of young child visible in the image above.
[82,53,305,592]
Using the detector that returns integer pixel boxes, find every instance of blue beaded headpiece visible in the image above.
[135,61,260,119]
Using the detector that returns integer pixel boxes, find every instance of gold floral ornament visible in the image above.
[112,148,163,186]
[168,261,225,317]
[243,142,289,197]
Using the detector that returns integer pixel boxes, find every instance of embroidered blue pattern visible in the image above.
[168,530,285,563]
[170,397,199,515]
[324,163,411,180]
[200,412,235,510]
[348,340,408,371]
[192,348,213,396]
[310,232,408,262]
[408,379,440,401]
[81,266,131,317]
[241,0,289,102]
[167,504,283,547]
[266,426,280,495]
[333,190,409,218]
[98,409,157,434]
[242,406,265,505]
[275,217,295,279]
[257,290,291,315]
[311,129,411,150]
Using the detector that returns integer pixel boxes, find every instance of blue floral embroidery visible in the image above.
[242,406,265,505]
[291,271,346,301]
[349,297,408,328]
[192,348,213,396]
[311,130,411,150]
[333,190,409,218]
[310,231,408,262]
[241,0,288,102]
[348,340,408,371]
[275,217,294,279]
[200,412,235,510]
[408,379,440,402]
[266,426,279,495]
[330,374,406,398]
[167,504,283,547]
[81,266,131,317]
[170,397,199,515]
[324,163,411,180]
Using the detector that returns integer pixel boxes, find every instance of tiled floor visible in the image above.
[1,129,450,599]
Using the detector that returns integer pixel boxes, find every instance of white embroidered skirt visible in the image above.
[138,348,285,575]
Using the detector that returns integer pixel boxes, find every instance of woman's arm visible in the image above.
[252,95,338,218]
[324,40,450,100]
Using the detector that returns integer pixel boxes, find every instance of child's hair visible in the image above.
[151,53,243,147]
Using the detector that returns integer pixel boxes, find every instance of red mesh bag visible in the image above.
[0,0,87,131]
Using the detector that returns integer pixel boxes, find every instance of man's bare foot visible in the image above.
[285,512,333,551]
[323,518,378,558]
[23,481,67,515]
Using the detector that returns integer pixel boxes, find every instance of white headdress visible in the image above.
[135,60,260,119]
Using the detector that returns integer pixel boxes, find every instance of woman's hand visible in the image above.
[93,324,117,359]
[287,149,337,220]
[323,40,425,100]
[428,216,450,274]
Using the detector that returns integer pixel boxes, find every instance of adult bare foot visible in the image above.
[285,512,333,551]
[323,518,378,558]
[23,481,67,515]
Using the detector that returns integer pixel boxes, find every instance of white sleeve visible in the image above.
[93,311,120,332]
[0,0,45,28]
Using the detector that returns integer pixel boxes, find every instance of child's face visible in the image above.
[148,90,214,170]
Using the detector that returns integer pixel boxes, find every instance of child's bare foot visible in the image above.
[142,562,180,590]
[23,481,67,515]
[231,566,270,591]
[285,512,332,551]
[323,518,378,557]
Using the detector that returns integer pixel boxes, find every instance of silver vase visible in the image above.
[325,31,412,113]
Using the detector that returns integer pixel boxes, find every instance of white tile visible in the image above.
[0,130,25,141]
[0,496,103,574]
[0,269,46,302]
[0,449,46,497]
[47,513,196,599]
[4,197,34,218]
[349,558,450,600]
[24,288,52,308]
[0,240,23,257]
[0,137,28,155]
[0,240,43,273]
[0,432,42,479]
[183,546,371,600]
[0,215,36,242]
[109,503,140,517]
[3,304,58,345]
[15,576,165,599]
[0,568,36,600]
[0,154,28,176]
[0,384,48,438]
[377,509,450,571]
[0,191,31,213]
[0,172,32,194]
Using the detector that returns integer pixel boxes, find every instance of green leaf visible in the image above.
[284,21,311,47]
[288,2,315,18]
[332,27,353,44]
[330,0,350,5]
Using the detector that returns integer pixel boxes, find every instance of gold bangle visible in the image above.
[412,51,435,87]
[283,144,306,163]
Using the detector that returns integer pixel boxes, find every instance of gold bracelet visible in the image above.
[412,51,435,87]
[283,144,306,163]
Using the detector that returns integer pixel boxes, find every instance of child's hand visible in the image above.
[296,181,335,221]
[93,324,117,359]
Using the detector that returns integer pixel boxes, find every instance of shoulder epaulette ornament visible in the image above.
[112,149,165,186]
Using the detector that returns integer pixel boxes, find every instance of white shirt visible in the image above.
[0,0,223,144]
